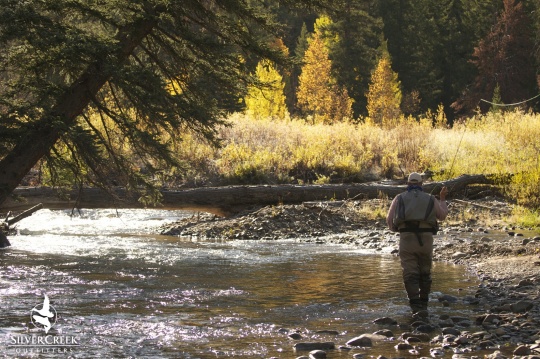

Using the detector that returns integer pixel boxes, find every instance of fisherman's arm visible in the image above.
[435,186,449,220]
[386,197,399,231]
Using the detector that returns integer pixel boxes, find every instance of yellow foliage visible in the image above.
[245,60,289,120]
[132,109,540,213]
[297,31,353,124]
[366,56,402,126]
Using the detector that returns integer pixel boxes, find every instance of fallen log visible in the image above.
[6,203,44,226]
[1,174,491,216]
[1,203,44,248]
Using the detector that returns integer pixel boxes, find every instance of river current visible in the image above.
[0,208,480,358]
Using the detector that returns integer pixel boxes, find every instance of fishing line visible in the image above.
[430,121,467,197]
[480,93,540,107]
[440,92,540,195]
[448,125,466,178]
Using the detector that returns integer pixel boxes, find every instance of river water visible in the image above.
[0,208,481,358]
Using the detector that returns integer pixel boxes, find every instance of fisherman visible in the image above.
[386,172,448,314]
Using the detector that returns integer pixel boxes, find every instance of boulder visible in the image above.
[346,335,373,347]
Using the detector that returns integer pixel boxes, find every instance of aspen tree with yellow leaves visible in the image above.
[297,18,352,124]
[245,60,289,120]
[366,43,402,126]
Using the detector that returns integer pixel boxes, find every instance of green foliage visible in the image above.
[490,84,502,114]
[327,2,383,117]
[419,109,540,209]
[510,170,540,208]
[378,0,480,121]
[0,0,332,204]
[212,114,375,185]
[294,23,311,61]
[3,0,540,214]
[166,110,540,212]
[510,207,540,228]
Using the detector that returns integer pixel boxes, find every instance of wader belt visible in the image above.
[399,227,433,246]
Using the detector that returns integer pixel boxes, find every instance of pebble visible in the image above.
[373,329,394,338]
[289,333,303,340]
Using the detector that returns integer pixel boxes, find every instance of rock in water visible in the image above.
[293,342,335,351]
[346,335,373,347]
[0,232,10,248]
[309,350,327,359]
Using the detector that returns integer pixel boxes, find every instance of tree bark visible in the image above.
[1,175,490,216]
[0,17,157,207]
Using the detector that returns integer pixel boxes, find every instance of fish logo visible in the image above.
[30,294,57,334]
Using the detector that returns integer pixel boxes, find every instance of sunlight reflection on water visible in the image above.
[0,209,481,358]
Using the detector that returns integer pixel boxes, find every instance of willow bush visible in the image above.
[170,110,540,211]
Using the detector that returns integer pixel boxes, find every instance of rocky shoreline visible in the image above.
[160,197,540,359]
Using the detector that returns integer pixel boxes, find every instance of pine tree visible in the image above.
[366,42,402,126]
[378,0,494,121]
[326,2,383,117]
[294,23,311,62]
[297,22,353,124]
[452,0,537,115]
[245,60,289,120]
[0,0,335,205]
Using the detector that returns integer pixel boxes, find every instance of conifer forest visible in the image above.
[1,0,540,214]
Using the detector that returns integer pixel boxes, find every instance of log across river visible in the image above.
[1,175,490,216]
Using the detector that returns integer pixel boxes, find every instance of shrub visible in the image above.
[166,110,540,216]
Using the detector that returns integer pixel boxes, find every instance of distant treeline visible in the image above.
[248,0,540,123]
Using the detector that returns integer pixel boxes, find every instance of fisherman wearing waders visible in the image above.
[386,172,448,314]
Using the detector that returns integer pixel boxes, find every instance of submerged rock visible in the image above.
[293,342,335,351]
[373,317,398,325]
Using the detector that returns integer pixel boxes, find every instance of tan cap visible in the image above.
[408,172,423,183]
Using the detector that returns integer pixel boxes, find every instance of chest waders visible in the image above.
[393,189,438,314]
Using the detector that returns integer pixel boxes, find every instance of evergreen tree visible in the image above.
[289,22,312,113]
[297,29,353,124]
[326,1,383,117]
[245,60,289,119]
[366,42,402,126]
[490,83,503,114]
[294,23,311,61]
[0,0,335,205]
[378,0,493,121]
[452,0,537,115]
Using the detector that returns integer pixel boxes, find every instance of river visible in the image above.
[0,208,480,358]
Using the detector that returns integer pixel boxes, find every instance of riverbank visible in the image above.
[160,197,540,358]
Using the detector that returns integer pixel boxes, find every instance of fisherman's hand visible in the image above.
[439,186,448,201]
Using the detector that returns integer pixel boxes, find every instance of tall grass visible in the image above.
[170,110,540,209]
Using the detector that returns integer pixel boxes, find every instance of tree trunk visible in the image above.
[0,17,157,207]
[1,175,490,216]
